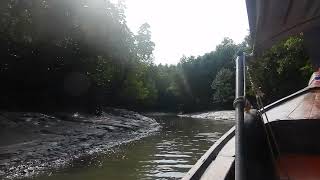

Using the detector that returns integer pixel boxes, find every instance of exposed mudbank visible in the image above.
[178,111,235,121]
[0,108,160,179]
[143,112,176,116]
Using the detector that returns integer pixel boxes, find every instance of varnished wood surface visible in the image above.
[265,88,320,122]
[278,154,320,180]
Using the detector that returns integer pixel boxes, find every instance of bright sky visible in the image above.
[124,0,249,64]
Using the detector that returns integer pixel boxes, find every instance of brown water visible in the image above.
[32,113,234,180]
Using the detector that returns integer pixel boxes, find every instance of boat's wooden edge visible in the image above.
[182,126,235,180]
[200,137,235,180]
[200,155,234,180]
[261,86,318,113]
[182,87,320,180]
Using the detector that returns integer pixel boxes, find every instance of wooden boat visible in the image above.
[183,1,320,180]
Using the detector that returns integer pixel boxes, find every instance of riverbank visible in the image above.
[31,112,235,180]
[178,110,235,121]
[0,108,160,179]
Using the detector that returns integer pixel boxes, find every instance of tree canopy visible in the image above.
[0,0,313,113]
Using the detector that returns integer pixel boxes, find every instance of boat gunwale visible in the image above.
[182,126,235,180]
[260,86,320,114]
[183,87,320,180]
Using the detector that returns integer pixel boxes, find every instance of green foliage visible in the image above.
[211,68,234,104]
[247,36,312,105]
[170,38,240,111]
[0,0,313,113]
[135,23,155,64]
[0,0,157,112]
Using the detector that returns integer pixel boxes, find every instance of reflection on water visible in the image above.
[32,114,234,180]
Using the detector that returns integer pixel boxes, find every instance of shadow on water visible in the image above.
[31,114,234,180]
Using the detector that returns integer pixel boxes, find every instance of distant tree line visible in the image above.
[0,0,313,113]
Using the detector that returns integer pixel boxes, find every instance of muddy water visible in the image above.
[32,113,234,180]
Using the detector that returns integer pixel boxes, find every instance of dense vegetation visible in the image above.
[0,0,156,113]
[247,36,313,105]
[0,0,314,113]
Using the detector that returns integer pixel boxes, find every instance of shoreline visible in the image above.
[0,108,160,179]
[178,110,235,121]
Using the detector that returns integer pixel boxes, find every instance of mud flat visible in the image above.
[178,110,235,121]
[0,108,160,179]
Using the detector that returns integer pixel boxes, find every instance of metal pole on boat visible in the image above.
[234,51,246,180]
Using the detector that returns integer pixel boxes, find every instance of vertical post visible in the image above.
[234,51,245,180]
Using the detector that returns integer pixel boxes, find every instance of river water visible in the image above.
[32,113,234,180]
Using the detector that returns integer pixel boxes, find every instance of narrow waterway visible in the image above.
[32,113,234,180]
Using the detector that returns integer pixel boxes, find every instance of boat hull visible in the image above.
[184,86,320,180]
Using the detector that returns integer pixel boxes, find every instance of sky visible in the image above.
[124,0,249,64]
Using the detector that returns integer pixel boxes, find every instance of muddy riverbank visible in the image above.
[0,108,160,179]
[178,110,235,120]
[29,111,234,180]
